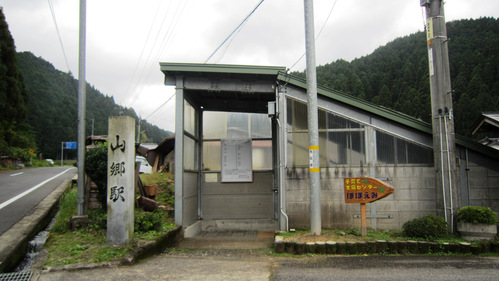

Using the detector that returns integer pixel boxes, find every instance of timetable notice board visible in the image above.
[221,138,252,183]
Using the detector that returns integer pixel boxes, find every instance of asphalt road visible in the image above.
[35,250,499,281]
[272,255,499,281]
[0,167,76,235]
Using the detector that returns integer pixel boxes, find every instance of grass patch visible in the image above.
[44,184,175,267]
[44,230,131,266]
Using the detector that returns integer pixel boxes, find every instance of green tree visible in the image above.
[0,8,35,160]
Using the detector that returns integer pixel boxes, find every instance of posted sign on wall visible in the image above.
[344,177,394,204]
[221,138,252,183]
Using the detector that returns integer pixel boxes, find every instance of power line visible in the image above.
[125,0,190,109]
[289,0,339,71]
[47,0,72,74]
[204,0,265,64]
[122,0,164,106]
[123,0,173,107]
[143,92,176,121]
[131,0,189,107]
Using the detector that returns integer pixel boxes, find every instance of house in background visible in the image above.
[471,112,499,150]
[160,63,499,237]
[136,137,175,173]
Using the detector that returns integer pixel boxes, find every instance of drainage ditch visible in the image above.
[15,215,56,272]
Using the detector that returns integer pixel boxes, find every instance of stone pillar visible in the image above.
[107,116,135,245]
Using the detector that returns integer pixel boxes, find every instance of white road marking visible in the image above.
[10,172,24,177]
[0,168,72,210]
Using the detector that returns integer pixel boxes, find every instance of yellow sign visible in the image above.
[344,177,394,203]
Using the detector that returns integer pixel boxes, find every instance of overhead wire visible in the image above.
[122,0,165,106]
[204,0,265,64]
[47,0,72,75]
[143,0,265,122]
[123,0,173,107]
[143,92,176,121]
[214,15,250,64]
[126,0,189,112]
[289,0,339,71]
[132,0,188,103]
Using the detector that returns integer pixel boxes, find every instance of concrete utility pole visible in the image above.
[77,0,87,216]
[421,0,459,232]
[304,0,321,235]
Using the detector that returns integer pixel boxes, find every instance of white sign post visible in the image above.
[107,116,135,245]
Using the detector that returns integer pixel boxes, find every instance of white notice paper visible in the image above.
[221,138,253,182]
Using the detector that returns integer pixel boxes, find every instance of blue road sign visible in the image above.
[65,142,77,149]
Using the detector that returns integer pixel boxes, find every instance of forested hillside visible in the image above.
[0,8,35,161]
[293,17,499,138]
[16,52,173,159]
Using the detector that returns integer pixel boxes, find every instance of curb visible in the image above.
[0,179,71,273]
[274,236,499,255]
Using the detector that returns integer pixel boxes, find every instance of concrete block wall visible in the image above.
[467,161,499,218]
[285,165,437,230]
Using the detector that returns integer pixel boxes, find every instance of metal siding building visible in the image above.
[161,63,499,235]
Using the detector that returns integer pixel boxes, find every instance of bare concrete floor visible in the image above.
[177,231,275,250]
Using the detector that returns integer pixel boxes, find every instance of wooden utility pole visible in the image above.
[421,0,459,232]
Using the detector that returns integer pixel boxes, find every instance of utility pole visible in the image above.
[76,0,87,216]
[421,0,459,232]
[137,117,141,143]
[304,0,321,235]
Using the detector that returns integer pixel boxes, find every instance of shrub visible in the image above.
[402,215,448,239]
[134,210,165,232]
[85,142,108,209]
[457,206,498,225]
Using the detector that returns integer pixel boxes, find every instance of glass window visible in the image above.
[204,112,270,139]
[287,98,308,132]
[184,136,197,170]
[184,101,196,136]
[227,113,249,138]
[203,141,221,171]
[253,140,272,170]
[202,111,272,171]
[286,98,365,167]
[376,131,395,164]
[204,112,227,139]
[324,131,365,165]
[286,132,309,167]
[251,114,272,138]
[376,131,433,164]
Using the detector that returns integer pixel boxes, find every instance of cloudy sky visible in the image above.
[1,0,498,132]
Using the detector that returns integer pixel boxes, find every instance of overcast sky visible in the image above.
[1,0,498,132]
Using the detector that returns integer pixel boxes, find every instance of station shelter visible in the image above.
[160,63,499,236]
